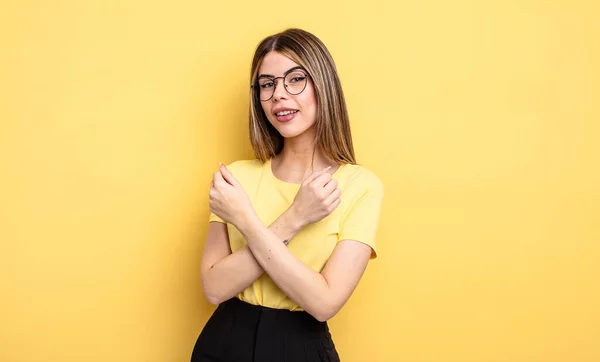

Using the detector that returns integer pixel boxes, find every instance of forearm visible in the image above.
[237,213,335,321]
[202,211,302,305]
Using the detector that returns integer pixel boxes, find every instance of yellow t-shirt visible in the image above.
[209,158,384,311]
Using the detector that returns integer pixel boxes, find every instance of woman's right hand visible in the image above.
[289,167,342,227]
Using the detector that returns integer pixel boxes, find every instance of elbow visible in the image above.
[205,292,223,306]
[202,284,226,306]
[313,313,332,323]
[201,270,225,306]
[313,309,337,322]
[310,302,340,322]
[304,289,343,322]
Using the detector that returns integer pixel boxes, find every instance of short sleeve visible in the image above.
[338,178,384,259]
[208,212,226,224]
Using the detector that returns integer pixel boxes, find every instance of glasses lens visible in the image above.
[257,78,275,101]
[284,71,308,95]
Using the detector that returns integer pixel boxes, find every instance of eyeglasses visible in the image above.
[251,66,310,102]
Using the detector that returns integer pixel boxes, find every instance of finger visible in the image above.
[302,166,331,185]
[327,197,342,213]
[219,163,238,186]
[311,171,332,188]
[324,188,341,206]
[323,178,338,194]
[213,171,226,186]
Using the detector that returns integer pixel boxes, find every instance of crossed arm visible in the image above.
[200,209,301,306]
[200,210,372,322]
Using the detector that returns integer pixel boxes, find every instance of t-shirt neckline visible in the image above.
[266,158,345,187]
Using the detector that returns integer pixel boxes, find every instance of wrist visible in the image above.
[284,205,305,234]
[235,208,259,233]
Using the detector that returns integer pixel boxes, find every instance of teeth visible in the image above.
[276,110,297,116]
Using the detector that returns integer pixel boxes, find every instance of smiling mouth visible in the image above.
[275,110,299,116]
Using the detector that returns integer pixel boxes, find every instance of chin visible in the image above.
[273,121,314,137]
[276,128,305,138]
[275,122,316,138]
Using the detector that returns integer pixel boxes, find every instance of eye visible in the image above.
[259,82,274,89]
[289,76,306,83]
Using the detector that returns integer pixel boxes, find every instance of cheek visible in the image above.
[297,82,316,109]
[301,92,318,121]
[260,104,273,123]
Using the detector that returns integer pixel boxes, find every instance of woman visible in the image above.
[191,28,384,362]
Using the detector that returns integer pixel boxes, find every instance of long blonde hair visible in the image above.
[248,28,356,165]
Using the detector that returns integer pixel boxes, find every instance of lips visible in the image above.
[273,108,299,123]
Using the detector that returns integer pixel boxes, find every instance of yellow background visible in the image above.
[1,1,598,361]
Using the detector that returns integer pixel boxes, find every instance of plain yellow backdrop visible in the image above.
[1,1,598,361]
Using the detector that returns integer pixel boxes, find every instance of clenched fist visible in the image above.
[209,164,255,227]
[289,166,342,227]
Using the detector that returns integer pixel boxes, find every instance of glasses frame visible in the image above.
[251,66,310,102]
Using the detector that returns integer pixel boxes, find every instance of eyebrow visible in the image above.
[258,66,305,79]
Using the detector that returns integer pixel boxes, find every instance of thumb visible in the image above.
[219,163,238,186]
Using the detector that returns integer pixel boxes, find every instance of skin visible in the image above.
[200,51,372,322]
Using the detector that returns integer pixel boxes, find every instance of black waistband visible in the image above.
[221,297,329,335]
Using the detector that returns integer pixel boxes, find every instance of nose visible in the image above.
[271,78,288,101]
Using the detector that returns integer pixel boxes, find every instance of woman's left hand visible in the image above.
[209,164,255,227]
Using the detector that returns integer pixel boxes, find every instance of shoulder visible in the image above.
[225,158,263,172]
[339,163,384,196]
[224,159,264,183]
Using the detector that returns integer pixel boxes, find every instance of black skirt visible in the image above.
[191,297,340,362]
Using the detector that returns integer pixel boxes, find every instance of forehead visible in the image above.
[258,52,300,75]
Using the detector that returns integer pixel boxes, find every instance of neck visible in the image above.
[271,128,336,183]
